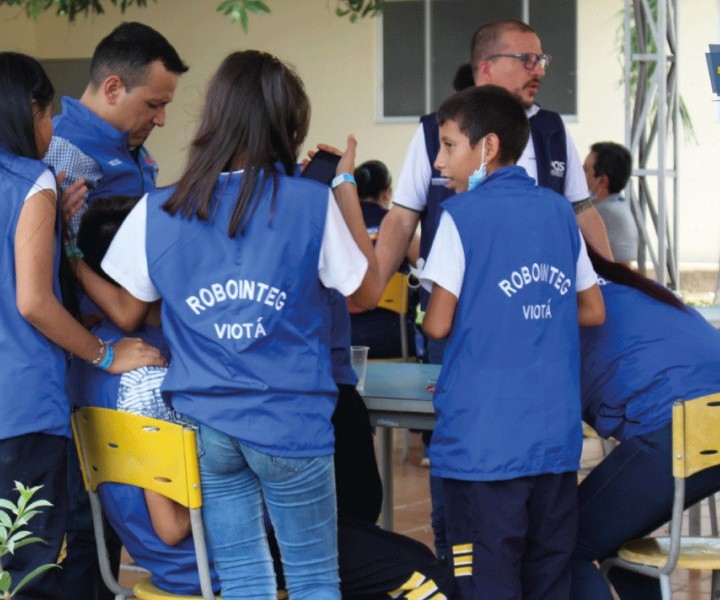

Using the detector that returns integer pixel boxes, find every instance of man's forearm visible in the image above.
[375,206,421,289]
[575,201,614,261]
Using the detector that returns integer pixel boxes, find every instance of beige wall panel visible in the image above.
[0,5,38,53]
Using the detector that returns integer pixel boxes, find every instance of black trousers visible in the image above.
[444,472,577,600]
[0,433,68,600]
[59,445,122,600]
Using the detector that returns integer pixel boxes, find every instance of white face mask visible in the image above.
[467,137,487,191]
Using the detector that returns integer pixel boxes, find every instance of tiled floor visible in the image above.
[120,432,717,598]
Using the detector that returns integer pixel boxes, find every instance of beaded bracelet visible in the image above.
[90,338,106,366]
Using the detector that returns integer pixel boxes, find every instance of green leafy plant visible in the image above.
[0,0,385,28]
[0,0,151,20]
[0,482,58,600]
[216,0,270,33]
[336,0,384,23]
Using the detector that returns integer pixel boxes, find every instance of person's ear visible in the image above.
[596,173,610,193]
[484,133,501,164]
[103,75,124,105]
[475,60,491,84]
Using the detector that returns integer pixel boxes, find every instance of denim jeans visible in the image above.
[571,423,720,599]
[179,414,340,600]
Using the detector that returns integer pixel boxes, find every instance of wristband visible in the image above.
[64,242,84,259]
[331,173,356,189]
[98,343,115,371]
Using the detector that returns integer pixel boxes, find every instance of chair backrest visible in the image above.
[378,272,409,316]
[377,272,410,361]
[71,406,202,509]
[673,392,720,479]
[72,406,215,599]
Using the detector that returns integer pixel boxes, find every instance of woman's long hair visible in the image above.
[586,243,687,311]
[163,50,310,237]
[0,52,54,159]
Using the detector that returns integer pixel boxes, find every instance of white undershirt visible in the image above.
[421,211,597,298]
[102,190,368,301]
[393,105,590,213]
[25,170,57,200]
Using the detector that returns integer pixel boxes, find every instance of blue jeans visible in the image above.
[571,424,720,599]
[180,415,340,600]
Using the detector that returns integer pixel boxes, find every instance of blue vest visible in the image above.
[73,319,219,595]
[146,172,338,457]
[580,281,720,441]
[52,97,157,204]
[419,108,567,309]
[0,149,70,440]
[429,166,582,481]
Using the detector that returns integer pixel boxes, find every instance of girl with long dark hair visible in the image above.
[0,52,164,597]
[72,50,380,599]
[572,246,720,599]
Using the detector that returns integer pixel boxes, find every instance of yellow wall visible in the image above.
[0,4,38,54]
[28,0,414,189]
[2,0,719,264]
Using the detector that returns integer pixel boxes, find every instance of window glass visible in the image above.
[381,0,577,119]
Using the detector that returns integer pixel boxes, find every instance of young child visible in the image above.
[421,85,604,600]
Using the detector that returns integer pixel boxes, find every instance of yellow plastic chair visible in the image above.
[600,392,720,599]
[71,406,217,600]
[377,272,410,361]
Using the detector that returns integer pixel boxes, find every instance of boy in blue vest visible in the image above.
[421,85,604,600]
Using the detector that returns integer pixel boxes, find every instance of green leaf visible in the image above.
[24,499,53,512]
[6,531,33,545]
[246,0,269,14]
[240,7,248,32]
[0,511,12,529]
[15,510,41,527]
[0,570,11,593]
[11,536,47,551]
[0,500,18,515]
[10,564,60,596]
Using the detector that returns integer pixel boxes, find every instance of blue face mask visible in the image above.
[467,137,487,191]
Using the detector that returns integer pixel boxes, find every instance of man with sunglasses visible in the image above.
[374,18,611,563]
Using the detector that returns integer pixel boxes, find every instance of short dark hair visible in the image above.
[0,52,54,159]
[453,63,475,92]
[77,196,141,283]
[471,19,536,71]
[437,85,529,165]
[163,50,310,238]
[590,142,632,194]
[89,22,188,90]
[355,160,391,200]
